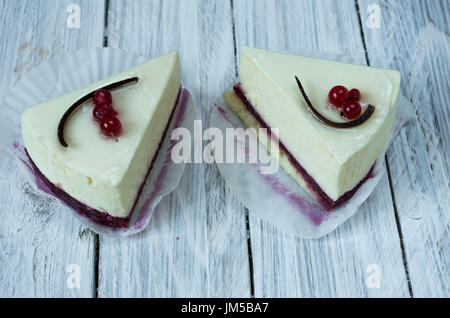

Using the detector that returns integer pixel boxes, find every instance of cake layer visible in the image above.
[21,51,181,218]
[225,86,373,211]
[239,47,400,201]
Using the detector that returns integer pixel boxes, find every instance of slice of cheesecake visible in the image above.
[21,51,181,226]
[225,47,401,211]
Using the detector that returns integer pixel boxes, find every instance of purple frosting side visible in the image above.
[233,83,373,211]
[25,87,182,228]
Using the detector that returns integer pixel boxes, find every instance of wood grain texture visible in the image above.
[233,0,410,297]
[0,0,104,297]
[359,0,449,297]
[0,0,448,298]
[198,0,252,297]
[97,0,251,297]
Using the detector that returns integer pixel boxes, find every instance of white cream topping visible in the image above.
[21,51,181,217]
[240,47,401,200]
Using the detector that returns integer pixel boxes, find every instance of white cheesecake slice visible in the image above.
[225,47,401,210]
[21,51,181,226]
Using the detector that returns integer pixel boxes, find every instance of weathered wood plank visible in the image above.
[198,0,252,297]
[98,0,251,297]
[359,0,449,297]
[2,0,446,298]
[233,0,410,297]
[0,0,105,297]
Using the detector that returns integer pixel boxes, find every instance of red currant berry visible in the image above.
[348,89,361,101]
[93,104,113,121]
[100,116,122,136]
[343,101,362,120]
[93,89,112,106]
[328,85,349,108]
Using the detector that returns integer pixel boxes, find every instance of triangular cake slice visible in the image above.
[225,47,401,210]
[21,51,181,226]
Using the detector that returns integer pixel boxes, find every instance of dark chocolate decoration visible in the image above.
[295,76,375,129]
[58,76,139,147]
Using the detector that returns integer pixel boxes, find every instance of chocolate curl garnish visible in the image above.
[295,76,375,129]
[58,76,138,147]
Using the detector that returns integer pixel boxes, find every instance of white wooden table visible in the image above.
[0,0,448,298]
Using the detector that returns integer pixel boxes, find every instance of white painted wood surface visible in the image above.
[0,0,448,298]
[360,0,450,297]
[0,0,104,297]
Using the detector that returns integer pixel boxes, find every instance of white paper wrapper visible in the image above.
[0,48,195,236]
[210,49,413,239]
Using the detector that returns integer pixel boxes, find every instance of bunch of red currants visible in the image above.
[328,86,362,120]
[92,89,122,137]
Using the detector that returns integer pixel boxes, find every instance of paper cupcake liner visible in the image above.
[0,48,195,236]
[210,49,413,239]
